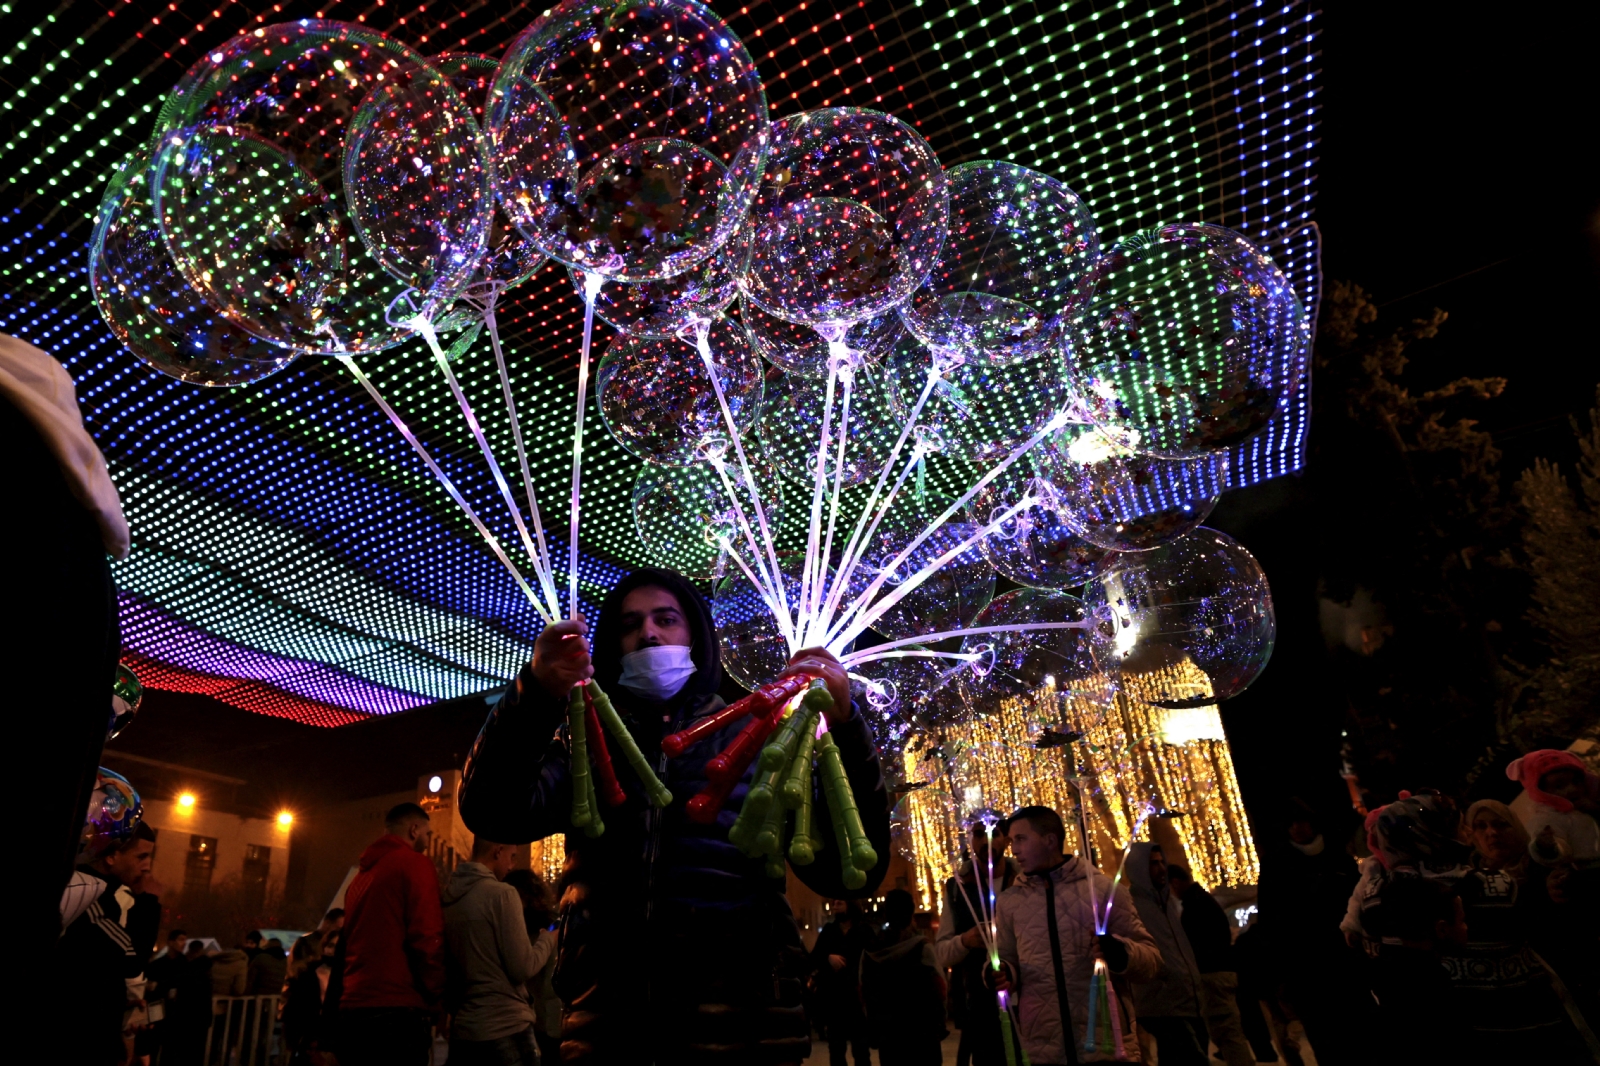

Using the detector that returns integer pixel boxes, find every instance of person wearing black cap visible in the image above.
[459,567,892,1066]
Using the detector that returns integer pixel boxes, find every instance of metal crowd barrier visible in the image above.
[203,994,280,1066]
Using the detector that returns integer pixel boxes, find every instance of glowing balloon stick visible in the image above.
[567,270,605,620]
[413,312,562,620]
[811,364,856,640]
[827,410,1072,647]
[481,288,562,618]
[705,462,797,645]
[1096,801,1157,934]
[818,361,945,633]
[839,622,1094,668]
[338,355,549,620]
[692,318,790,626]
[799,362,841,642]
[833,493,1040,648]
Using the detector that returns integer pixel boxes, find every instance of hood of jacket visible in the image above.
[1124,842,1167,905]
[211,948,247,968]
[589,567,722,708]
[1123,842,1201,1017]
[358,833,413,872]
[442,860,498,906]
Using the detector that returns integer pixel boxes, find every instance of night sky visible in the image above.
[1212,0,1600,825]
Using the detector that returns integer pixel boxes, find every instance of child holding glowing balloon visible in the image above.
[990,806,1161,1065]
[458,568,892,1065]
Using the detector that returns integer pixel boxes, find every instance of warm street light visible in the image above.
[276,811,294,829]
[178,792,196,810]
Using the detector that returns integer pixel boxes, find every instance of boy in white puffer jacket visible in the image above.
[994,806,1161,1064]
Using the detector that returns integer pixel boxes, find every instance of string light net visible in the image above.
[2,0,1318,724]
[900,663,1259,912]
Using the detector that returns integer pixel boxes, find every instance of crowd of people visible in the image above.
[48,560,1598,1066]
[56,742,1597,1066]
[798,748,1597,1066]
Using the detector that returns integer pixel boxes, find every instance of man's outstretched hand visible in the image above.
[781,647,852,723]
[524,617,593,701]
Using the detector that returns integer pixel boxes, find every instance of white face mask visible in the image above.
[616,644,697,701]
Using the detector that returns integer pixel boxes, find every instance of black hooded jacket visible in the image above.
[458,567,891,915]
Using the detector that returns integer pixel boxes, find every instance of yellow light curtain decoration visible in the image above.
[530,835,566,886]
[901,661,1259,912]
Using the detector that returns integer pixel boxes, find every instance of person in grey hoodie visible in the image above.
[1123,843,1205,1066]
[442,837,558,1065]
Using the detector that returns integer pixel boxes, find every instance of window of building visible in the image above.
[242,844,271,912]
[184,835,217,895]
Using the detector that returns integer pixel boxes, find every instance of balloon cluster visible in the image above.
[96,0,1307,847]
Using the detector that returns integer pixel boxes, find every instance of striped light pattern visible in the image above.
[1,0,1317,724]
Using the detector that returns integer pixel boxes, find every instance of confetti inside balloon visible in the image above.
[856,494,994,641]
[741,294,903,377]
[758,364,903,488]
[489,0,769,281]
[958,588,1107,715]
[579,251,741,339]
[902,160,1097,366]
[151,21,484,353]
[1043,426,1225,552]
[433,53,548,291]
[735,107,948,327]
[81,767,142,859]
[969,471,1119,590]
[596,312,763,464]
[344,63,492,302]
[1064,223,1308,457]
[713,565,803,692]
[633,457,784,579]
[882,330,1072,464]
[108,664,143,742]
[1084,526,1275,705]
[90,154,297,386]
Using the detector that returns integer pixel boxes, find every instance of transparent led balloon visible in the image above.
[90,154,297,386]
[596,313,763,464]
[578,252,741,339]
[882,330,1073,465]
[151,21,485,353]
[433,53,547,291]
[902,160,1097,366]
[1064,223,1308,458]
[488,0,769,281]
[957,587,1108,716]
[856,494,995,641]
[734,107,949,328]
[713,566,802,692]
[758,364,903,488]
[344,65,491,300]
[851,646,957,752]
[632,457,784,580]
[969,471,1119,590]
[1084,527,1275,706]
[741,294,903,377]
[1040,425,1226,552]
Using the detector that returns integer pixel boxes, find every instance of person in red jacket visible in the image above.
[333,802,446,1066]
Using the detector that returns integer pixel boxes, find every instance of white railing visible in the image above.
[202,994,280,1066]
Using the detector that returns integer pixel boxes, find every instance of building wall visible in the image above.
[143,797,290,902]
[292,788,421,917]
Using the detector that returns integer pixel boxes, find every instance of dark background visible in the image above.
[1212,0,1600,833]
